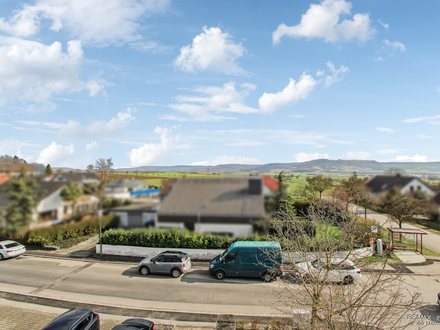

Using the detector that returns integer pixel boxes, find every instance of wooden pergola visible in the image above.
[387,228,428,255]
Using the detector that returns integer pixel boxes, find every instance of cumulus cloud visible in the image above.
[0,138,26,157]
[36,141,75,165]
[58,108,136,139]
[375,127,394,134]
[273,0,375,44]
[86,141,99,150]
[324,61,349,87]
[344,151,373,160]
[259,74,318,113]
[191,156,261,166]
[0,0,171,48]
[375,39,406,61]
[294,152,329,162]
[174,26,248,75]
[165,82,257,121]
[394,154,428,162]
[128,126,182,166]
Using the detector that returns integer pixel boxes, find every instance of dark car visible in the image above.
[138,250,191,278]
[438,292,440,305]
[111,318,155,330]
[41,308,100,330]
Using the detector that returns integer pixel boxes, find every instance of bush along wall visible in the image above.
[24,214,119,247]
[102,227,270,250]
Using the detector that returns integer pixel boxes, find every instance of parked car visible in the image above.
[294,258,361,284]
[41,308,100,330]
[437,291,440,305]
[0,240,26,260]
[138,250,191,278]
[209,241,284,282]
[111,318,155,330]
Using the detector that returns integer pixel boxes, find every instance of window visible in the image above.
[155,256,166,263]
[417,186,421,191]
[409,186,414,193]
[240,253,257,265]
[225,253,236,263]
[5,243,19,248]
[74,315,92,330]
[163,256,174,263]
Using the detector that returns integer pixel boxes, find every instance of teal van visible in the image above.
[209,241,284,282]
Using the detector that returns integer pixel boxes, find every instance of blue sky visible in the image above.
[0,0,438,169]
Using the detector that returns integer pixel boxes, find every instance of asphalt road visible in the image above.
[0,255,279,307]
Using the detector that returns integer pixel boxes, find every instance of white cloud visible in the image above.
[0,38,89,109]
[377,19,389,29]
[58,108,136,139]
[324,61,349,87]
[316,70,325,77]
[191,156,261,166]
[0,138,24,156]
[0,0,171,48]
[395,154,428,162]
[273,0,375,44]
[344,151,373,160]
[86,141,99,150]
[226,140,265,147]
[174,26,248,75]
[375,39,406,61]
[418,135,432,139]
[36,141,75,165]
[375,127,394,134]
[403,114,440,124]
[258,73,318,113]
[377,148,399,155]
[289,114,305,118]
[15,120,65,129]
[294,152,329,162]
[128,126,181,166]
[166,81,257,121]
[86,80,107,97]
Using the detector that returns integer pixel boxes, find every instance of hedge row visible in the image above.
[24,214,119,247]
[102,227,270,250]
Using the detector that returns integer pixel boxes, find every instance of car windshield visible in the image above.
[220,249,228,260]
[5,242,20,248]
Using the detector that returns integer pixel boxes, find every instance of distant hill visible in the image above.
[115,159,440,175]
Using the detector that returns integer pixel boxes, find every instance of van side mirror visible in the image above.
[222,260,225,264]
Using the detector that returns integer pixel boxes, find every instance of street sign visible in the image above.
[370,226,378,233]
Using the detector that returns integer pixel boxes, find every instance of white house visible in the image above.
[105,178,150,200]
[365,174,436,198]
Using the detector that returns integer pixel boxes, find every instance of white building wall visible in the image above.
[142,212,155,226]
[36,189,64,214]
[115,212,128,227]
[194,223,254,237]
[155,221,184,230]
[401,179,435,197]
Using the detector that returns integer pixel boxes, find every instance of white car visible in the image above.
[0,240,26,260]
[294,258,361,284]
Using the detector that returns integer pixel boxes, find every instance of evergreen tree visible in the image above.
[45,164,53,175]
[3,166,44,237]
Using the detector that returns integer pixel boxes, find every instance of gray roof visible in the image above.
[365,175,417,194]
[106,178,147,188]
[53,172,101,183]
[157,177,265,218]
[0,180,66,208]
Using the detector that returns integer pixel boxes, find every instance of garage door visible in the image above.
[128,214,143,228]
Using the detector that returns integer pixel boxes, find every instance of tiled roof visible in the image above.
[261,175,279,190]
[0,163,34,173]
[157,177,265,218]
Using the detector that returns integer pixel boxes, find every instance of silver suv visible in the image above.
[138,251,191,278]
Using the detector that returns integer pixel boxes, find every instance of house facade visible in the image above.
[110,201,160,228]
[105,178,150,200]
[365,175,436,198]
[156,177,267,237]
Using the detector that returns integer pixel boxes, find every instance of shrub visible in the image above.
[23,214,119,246]
[101,227,271,250]
[351,217,385,248]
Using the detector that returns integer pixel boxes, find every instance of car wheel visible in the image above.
[140,266,150,276]
[215,270,226,280]
[263,273,272,282]
[171,269,182,278]
[343,275,353,285]
[0,254,3,261]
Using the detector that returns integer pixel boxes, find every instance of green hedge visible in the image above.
[102,227,270,250]
[24,214,119,247]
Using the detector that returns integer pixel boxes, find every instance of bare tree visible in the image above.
[94,158,113,182]
[264,201,422,329]
[86,164,94,173]
[384,167,406,176]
